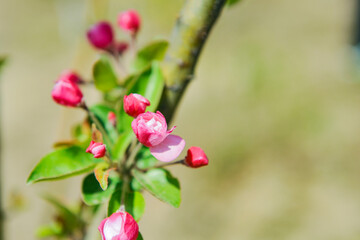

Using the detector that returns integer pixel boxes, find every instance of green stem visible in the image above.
[159,0,227,122]
[136,160,185,172]
[0,56,6,240]
[81,103,114,149]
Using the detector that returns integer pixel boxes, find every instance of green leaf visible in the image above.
[118,62,164,133]
[27,146,101,183]
[82,172,121,206]
[93,56,118,92]
[137,232,144,240]
[126,191,145,222]
[94,162,112,190]
[107,190,145,222]
[36,222,63,238]
[136,147,158,170]
[132,40,168,72]
[132,169,181,208]
[227,0,242,6]
[112,130,134,160]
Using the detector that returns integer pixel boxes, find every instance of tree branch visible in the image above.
[159,0,227,122]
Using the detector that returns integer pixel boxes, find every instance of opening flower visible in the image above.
[98,211,139,240]
[86,141,106,158]
[132,111,185,162]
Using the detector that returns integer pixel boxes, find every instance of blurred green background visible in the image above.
[2,0,360,239]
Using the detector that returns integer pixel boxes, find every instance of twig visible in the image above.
[159,0,227,122]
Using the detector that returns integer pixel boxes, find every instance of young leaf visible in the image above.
[82,172,121,206]
[36,222,63,238]
[132,40,168,72]
[94,162,113,190]
[27,146,101,183]
[132,169,181,208]
[107,190,145,222]
[93,56,118,92]
[137,232,144,240]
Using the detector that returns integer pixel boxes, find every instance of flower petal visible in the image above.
[149,135,185,162]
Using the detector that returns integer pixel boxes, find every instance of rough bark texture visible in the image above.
[159,0,227,122]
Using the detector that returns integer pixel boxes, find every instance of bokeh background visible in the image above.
[1,0,360,239]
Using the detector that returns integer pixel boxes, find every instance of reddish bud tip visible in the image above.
[87,21,114,50]
[185,147,209,168]
[117,10,141,34]
[59,70,82,84]
[123,93,150,118]
[52,77,83,107]
[116,41,129,55]
[107,111,116,127]
[86,141,106,158]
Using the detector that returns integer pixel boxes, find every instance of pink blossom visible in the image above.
[98,211,139,240]
[86,141,106,158]
[132,111,185,162]
[87,21,114,50]
[117,10,141,34]
[185,147,209,168]
[108,111,117,127]
[123,94,150,118]
[51,78,83,107]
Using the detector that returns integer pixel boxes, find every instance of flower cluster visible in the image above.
[87,10,141,53]
[46,9,209,240]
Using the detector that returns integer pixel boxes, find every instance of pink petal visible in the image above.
[150,135,185,162]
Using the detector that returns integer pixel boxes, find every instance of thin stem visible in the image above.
[127,142,142,166]
[80,102,114,149]
[0,57,5,240]
[136,160,185,172]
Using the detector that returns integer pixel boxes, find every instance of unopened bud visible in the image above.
[117,10,141,35]
[185,147,209,168]
[123,93,150,118]
[87,21,114,50]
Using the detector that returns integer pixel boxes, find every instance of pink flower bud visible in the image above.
[108,111,116,127]
[87,21,114,50]
[123,94,150,118]
[59,70,82,84]
[185,147,209,168]
[98,211,139,240]
[51,78,83,107]
[117,10,141,34]
[86,141,106,158]
[132,111,185,162]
